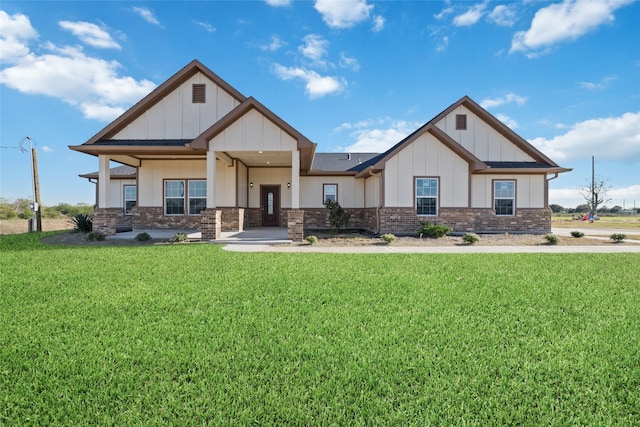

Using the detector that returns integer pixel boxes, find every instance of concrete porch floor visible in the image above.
[109,227,291,244]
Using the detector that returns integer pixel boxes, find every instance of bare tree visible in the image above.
[578,156,611,216]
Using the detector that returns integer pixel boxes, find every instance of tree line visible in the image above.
[550,204,639,215]
[0,198,93,220]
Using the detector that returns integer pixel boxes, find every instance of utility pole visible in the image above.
[591,155,596,216]
[31,145,42,231]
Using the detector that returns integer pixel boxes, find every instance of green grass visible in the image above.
[2,232,640,425]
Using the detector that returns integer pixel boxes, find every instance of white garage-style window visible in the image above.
[416,177,438,216]
[165,180,207,216]
[323,184,337,204]
[123,185,136,215]
[494,180,515,216]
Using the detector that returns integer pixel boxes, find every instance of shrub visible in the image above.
[419,223,451,239]
[325,200,350,233]
[135,232,151,242]
[72,213,92,233]
[570,231,585,238]
[544,233,559,245]
[610,233,626,243]
[173,232,188,242]
[380,233,396,244]
[462,233,480,244]
[305,235,318,245]
[87,232,105,241]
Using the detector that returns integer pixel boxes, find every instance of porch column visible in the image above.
[291,150,300,209]
[98,155,111,208]
[206,149,216,208]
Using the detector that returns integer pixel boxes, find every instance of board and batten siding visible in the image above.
[107,179,136,208]
[137,159,235,207]
[384,132,469,208]
[112,72,240,140]
[435,105,535,162]
[471,174,546,209]
[247,168,292,209]
[299,176,365,208]
[210,109,297,152]
[364,175,380,208]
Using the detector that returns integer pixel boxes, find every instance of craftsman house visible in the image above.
[71,60,570,240]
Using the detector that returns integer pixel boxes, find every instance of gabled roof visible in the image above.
[310,153,379,173]
[80,60,246,146]
[191,96,317,171]
[79,165,137,179]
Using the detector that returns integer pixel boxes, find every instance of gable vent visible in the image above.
[455,114,467,130]
[192,84,206,103]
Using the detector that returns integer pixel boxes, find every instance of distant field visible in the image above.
[0,218,73,235]
[1,232,639,424]
[552,215,640,230]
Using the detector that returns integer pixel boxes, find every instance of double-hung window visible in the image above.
[165,180,185,215]
[165,180,207,215]
[188,180,207,215]
[323,184,337,204]
[416,178,438,216]
[124,185,136,214]
[494,180,515,216]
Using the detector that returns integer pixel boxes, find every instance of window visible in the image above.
[416,178,438,216]
[165,180,185,215]
[455,114,467,130]
[323,184,337,204]
[124,185,136,214]
[192,84,206,103]
[188,180,207,215]
[494,181,515,216]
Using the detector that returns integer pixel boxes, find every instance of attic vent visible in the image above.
[192,84,206,103]
[455,114,467,130]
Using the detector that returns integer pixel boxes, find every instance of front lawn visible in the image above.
[1,233,639,425]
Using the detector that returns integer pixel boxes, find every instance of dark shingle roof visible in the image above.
[311,153,380,172]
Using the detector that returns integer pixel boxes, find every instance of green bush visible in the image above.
[610,233,626,243]
[325,201,350,233]
[72,213,92,233]
[419,223,451,239]
[173,232,188,242]
[570,231,585,238]
[462,233,480,244]
[305,235,318,244]
[135,232,151,242]
[380,233,396,244]
[87,232,105,241]
[544,233,559,244]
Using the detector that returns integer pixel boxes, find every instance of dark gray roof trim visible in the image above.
[485,161,552,169]
[93,139,191,147]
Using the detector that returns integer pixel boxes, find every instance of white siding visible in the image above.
[384,132,469,207]
[364,175,380,208]
[108,179,136,208]
[211,109,297,151]
[248,168,293,208]
[113,72,240,140]
[471,174,546,208]
[434,105,535,162]
[299,176,365,208]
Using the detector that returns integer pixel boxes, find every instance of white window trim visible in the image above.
[123,184,136,215]
[165,179,207,216]
[188,180,207,216]
[494,180,516,216]
[416,177,439,216]
[323,183,338,204]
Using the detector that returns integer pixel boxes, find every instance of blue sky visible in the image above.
[1,0,639,210]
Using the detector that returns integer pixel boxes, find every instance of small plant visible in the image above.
[173,232,188,242]
[462,233,480,244]
[380,233,396,244]
[86,232,105,241]
[305,235,318,244]
[72,213,92,233]
[610,233,626,243]
[135,232,151,241]
[325,200,351,234]
[419,223,451,239]
[544,233,559,245]
[570,231,585,238]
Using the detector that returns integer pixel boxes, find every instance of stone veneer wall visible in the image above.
[201,208,221,240]
[302,208,376,231]
[219,207,245,231]
[378,207,552,235]
[132,207,202,230]
[93,207,121,235]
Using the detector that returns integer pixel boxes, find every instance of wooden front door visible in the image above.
[260,186,280,227]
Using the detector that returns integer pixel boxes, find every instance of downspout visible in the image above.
[546,173,559,209]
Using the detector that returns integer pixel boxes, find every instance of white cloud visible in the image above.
[42,146,54,153]
[0,15,156,122]
[59,21,121,49]
[272,64,345,98]
[132,7,160,26]
[530,112,640,162]
[265,0,291,6]
[436,35,449,52]
[372,15,385,32]
[299,34,329,67]
[578,75,616,90]
[495,113,519,129]
[259,35,285,51]
[342,120,420,153]
[314,0,374,29]
[195,21,216,33]
[487,4,517,27]
[510,0,633,56]
[453,1,488,27]
[480,93,527,109]
[339,53,360,71]
[0,11,39,63]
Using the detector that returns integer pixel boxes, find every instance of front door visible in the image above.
[260,186,280,227]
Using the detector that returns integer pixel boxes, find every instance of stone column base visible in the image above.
[287,209,304,241]
[92,208,120,236]
[201,209,222,240]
